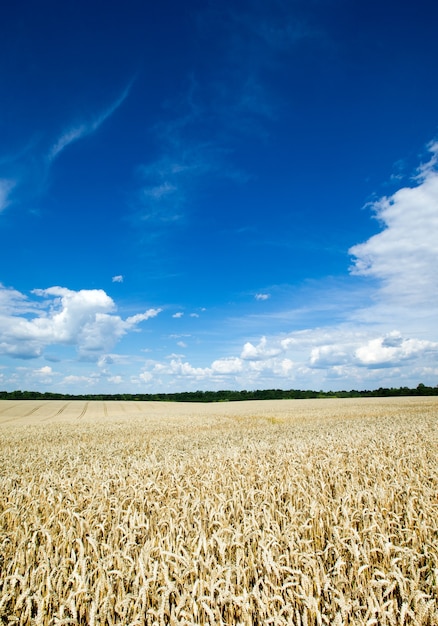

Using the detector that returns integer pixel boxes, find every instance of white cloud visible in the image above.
[255,293,270,300]
[134,322,437,391]
[138,371,153,383]
[235,326,437,385]
[126,309,162,326]
[112,275,124,283]
[2,140,438,393]
[211,356,243,374]
[310,344,350,368]
[97,354,126,368]
[241,336,283,360]
[349,142,438,312]
[107,375,123,384]
[0,283,36,315]
[167,359,212,380]
[62,374,98,387]
[280,337,296,350]
[354,332,437,367]
[0,285,161,360]
[35,365,52,375]
[274,358,294,376]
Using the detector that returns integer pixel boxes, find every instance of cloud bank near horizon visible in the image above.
[1,142,438,393]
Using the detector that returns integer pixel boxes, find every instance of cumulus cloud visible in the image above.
[4,139,437,393]
[0,285,161,360]
[138,371,153,383]
[35,365,52,375]
[69,142,438,391]
[112,275,124,283]
[130,320,437,392]
[255,293,270,300]
[349,142,438,311]
[237,327,438,385]
[241,336,283,360]
[0,283,36,315]
[211,356,243,374]
[62,374,98,387]
[107,375,123,384]
[143,324,437,390]
[310,344,350,368]
[167,359,212,380]
[354,332,438,367]
[274,358,294,376]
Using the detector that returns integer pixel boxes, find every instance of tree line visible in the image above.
[0,383,436,402]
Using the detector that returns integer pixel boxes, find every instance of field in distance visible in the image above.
[1,397,437,624]
[1,395,437,425]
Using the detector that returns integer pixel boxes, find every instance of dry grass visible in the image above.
[0,397,437,625]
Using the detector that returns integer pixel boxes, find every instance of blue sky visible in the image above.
[1,0,438,393]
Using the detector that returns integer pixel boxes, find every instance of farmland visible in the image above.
[0,397,437,624]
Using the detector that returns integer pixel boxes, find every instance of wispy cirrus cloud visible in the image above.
[132,3,319,231]
[134,129,236,225]
[0,82,133,215]
[133,4,303,228]
[0,179,16,213]
[48,82,133,161]
[133,92,255,233]
[222,0,318,52]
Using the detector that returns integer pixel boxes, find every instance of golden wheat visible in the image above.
[0,398,437,625]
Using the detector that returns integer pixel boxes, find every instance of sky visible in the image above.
[1,0,438,394]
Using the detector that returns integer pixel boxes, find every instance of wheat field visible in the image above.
[0,397,437,625]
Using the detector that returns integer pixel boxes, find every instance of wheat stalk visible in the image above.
[0,397,437,624]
